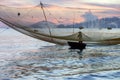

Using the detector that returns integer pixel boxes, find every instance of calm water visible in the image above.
[0,28,120,80]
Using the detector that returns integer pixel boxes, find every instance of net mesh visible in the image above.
[0,3,120,44]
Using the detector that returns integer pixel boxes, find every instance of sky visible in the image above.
[0,0,119,8]
[0,0,120,25]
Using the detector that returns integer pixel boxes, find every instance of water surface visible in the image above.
[0,28,120,80]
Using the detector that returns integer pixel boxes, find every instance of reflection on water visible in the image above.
[0,29,120,80]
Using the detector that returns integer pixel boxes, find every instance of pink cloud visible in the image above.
[0,0,119,25]
[0,0,35,7]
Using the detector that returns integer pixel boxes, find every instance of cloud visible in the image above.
[82,0,120,5]
[0,0,119,24]
[0,0,35,7]
[85,3,120,10]
[99,10,120,16]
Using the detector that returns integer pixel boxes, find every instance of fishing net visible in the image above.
[0,4,76,31]
[0,3,119,44]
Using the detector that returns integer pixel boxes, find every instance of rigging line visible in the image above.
[40,2,52,37]
[0,6,21,25]
[1,6,23,24]
[72,13,75,34]
[14,6,37,25]
[16,5,39,18]
[0,7,13,20]
[6,4,38,18]
[1,5,37,24]
[44,7,61,24]
[15,7,37,26]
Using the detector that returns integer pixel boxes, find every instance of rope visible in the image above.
[45,7,61,24]
[0,5,39,26]
[17,5,39,18]
[40,2,56,42]
[1,7,13,19]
